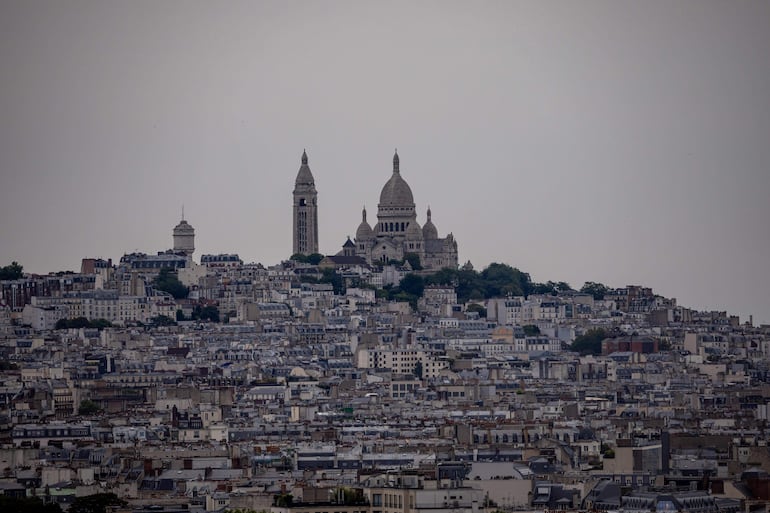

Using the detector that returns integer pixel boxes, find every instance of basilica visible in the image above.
[292,150,458,270]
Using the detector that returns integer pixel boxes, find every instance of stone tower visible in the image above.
[173,210,195,260]
[292,150,319,255]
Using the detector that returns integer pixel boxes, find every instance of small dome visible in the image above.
[422,207,438,239]
[356,207,374,241]
[422,221,437,240]
[295,149,315,186]
[173,219,194,235]
[406,220,423,240]
[378,151,414,207]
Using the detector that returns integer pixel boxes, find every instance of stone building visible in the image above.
[353,151,458,270]
[293,150,319,256]
[172,213,195,260]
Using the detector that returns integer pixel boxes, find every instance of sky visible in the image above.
[1,1,769,324]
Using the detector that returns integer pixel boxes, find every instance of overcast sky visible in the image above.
[1,1,768,324]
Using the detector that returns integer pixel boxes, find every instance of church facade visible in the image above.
[353,151,458,270]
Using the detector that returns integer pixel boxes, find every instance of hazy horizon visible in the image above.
[1,1,768,324]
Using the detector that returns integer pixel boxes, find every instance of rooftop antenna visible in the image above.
[181,204,185,221]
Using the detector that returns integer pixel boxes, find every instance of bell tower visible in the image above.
[292,150,319,255]
[173,207,195,262]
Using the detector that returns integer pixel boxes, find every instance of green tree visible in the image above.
[0,261,24,280]
[89,319,113,329]
[68,493,127,513]
[78,400,100,415]
[394,291,420,311]
[421,262,578,303]
[580,281,609,300]
[480,263,529,297]
[176,309,186,321]
[307,253,325,265]
[570,328,608,356]
[414,361,423,379]
[403,252,423,270]
[154,268,188,299]
[320,268,344,295]
[54,318,112,330]
[523,324,540,336]
[466,303,487,318]
[69,317,91,329]
[150,315,177,326]
[333,487,366,505]
[290,253,324,264]
[55,317,88,329]
[529,282,555,295]
[399,274,425,297]
[425,267,459,287]
[289,253,309,263]
[456,269,486,301]
[192,305,220,322]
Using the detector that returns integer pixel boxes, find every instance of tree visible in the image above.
[290,253,324,265]
[529,282,555,295]
[78,400,100,416]
[425,267,458,287]
[68,493,127,513]
[59,317,90,329]
[466,303,487,318]
[394,291,419,311]
[307,253,325,265]
[399,274,425,297]
[570,328,608,356]
[523,324,540,336]
[580,281,609,300]
[54,317,112,330]
[457,268,486,301]
[89,318,113,329]
[176,309,186,321]
[289,253,309,263]
[192,305,220,322]
[333,487,366,505]
[403,252,423,270]
[480,263,529,297]
[320,268,344,295]
[413,361,423,379]
[150,315,177,326]
[153,268,189,299]
[0,261,23,280]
